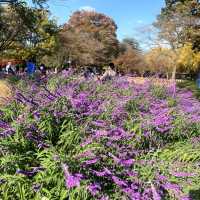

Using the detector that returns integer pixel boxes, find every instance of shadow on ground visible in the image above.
[189,189,200,200]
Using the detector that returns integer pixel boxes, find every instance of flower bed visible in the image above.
[0,71,200,199]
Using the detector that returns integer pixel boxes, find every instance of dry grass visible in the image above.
[127,77,183,87]
[0,80,12,106]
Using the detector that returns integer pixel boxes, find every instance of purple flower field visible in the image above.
[0,70,200,200]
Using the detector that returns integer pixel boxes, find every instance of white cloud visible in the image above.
[136,20,144,24]
[79,6,96,12]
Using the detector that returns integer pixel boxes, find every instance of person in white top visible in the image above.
[100,63,116,81]
[5,62,12,74]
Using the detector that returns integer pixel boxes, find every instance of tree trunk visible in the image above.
[171,65,176,80]
[171,47,178,80]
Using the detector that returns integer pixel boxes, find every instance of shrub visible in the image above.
[0,71,200,199]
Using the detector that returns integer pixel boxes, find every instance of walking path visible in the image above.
[0,80,12,106]
[127,77,183,86]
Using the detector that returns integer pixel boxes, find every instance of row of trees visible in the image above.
[0,1,146,74]
[1,0,200,78]
[41,10,146,73]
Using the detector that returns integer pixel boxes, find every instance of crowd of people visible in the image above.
[83,63,117,81]
[1,59,200,89]
[0,59,118,83]
[0,59,47,77]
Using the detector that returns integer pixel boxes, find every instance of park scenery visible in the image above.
[1,0,200,200]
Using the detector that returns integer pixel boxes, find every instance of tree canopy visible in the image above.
[60,10,119,66]
[0,1,58,60]
[154,0,200,78]
[155,0,200,50]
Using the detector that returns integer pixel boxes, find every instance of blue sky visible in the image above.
[47,0,165,41]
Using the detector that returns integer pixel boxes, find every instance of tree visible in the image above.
[0,0,48,7]
[0,3,58,60]
[60,10,119,67]
[119,38,141,54]
[145,47,177,78]
[114,37,144,74]
[114,48,145,75]
[145,44,200,77]
[40,35,67,68]
[0,0,54,52]
[177,43,200,73]
[154,0,200,78]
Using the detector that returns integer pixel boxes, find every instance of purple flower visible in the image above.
[108,128,130,141]
[87,183,101,196]
[112,176,127,187]
[180,197,191,200]
[93,130,108,140]
[37,142,50,149]
[32,183,42,192]
[62,163,82,189]
[91,120,107,128]
[0,120,10,129]
[122,187,142,200]
[157,174,167,181]
[103,167,112,176]
[171,172,196,178]
[126,171,138,177]
[92,167,112,177]
[163,182,181,192]
[80,137,93,147]
[92,170,107,177]
[120,159,134,167]
[75,150,96,159]
[0,128,15,138]
[151,184,161,200]
[84,158,99,165]
[16,167,44,177]
[100,195,109,200]
[66,175,81,188]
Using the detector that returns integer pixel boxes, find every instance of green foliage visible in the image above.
[0,3,58,61]
[0,101,24,121]
[167,97,177,107]
[177,80,200,100]
[150,84,167,99]
[1,74,200,199]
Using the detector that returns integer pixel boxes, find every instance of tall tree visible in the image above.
[0,0,53,52]
[0,2,58,60]
[177,43,200,73]
[60,10,119,66]
[145,47,177,78]
[119,37,141,54]
[154,0,200,78]
[114,37,144,74]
